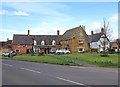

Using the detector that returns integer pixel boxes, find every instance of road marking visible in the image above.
[20,68,41,73]
[2,63,13,67]
[70,66,85,68]
[56,77,85,85]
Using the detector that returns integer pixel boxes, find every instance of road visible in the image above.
[1,59,118,86]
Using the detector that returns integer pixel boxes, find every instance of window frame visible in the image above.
[78,39,83,44]
[78,48,84,52]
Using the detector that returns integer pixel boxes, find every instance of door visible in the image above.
[26,49,29,54]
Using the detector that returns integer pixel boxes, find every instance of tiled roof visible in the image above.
[88,33,104,42]
[13,35,61,45]
[60,26,83,41]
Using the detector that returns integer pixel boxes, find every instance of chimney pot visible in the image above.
[82,25,85,30]
[7,38,9,41]
[57,30,60,36]
[28,30,30,36]
[91,30,93,35]
[101,28,104,33]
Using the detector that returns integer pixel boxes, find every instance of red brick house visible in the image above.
[12,30,61,54]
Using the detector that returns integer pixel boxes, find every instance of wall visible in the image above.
[60,30,89,53]
[12,45,32,54]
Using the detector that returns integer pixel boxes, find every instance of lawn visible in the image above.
[1,55,80,66]
[55,53,119,67]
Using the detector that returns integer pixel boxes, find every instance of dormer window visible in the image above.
[52,40,56,45]
[34,40,37,45]
[41,40,45,45]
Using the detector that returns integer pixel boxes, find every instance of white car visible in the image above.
[2,52,10,56]
[56,49,71,54]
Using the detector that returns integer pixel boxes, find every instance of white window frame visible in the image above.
[34,40,37,45]
[41,40,45,45]
[78,48,84,52]
[52,40,56,45]
[18,44,20,47]
[79,39,83,44]
[79,32,82,35]
[15,49,20,52]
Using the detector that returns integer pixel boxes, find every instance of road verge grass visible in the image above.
[55,53,119,67]
[1,55,80,66]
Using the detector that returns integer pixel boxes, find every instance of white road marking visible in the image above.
[70,66,85,68]
[2,63,13,67]
[20,68,41,73]
[56,77,85,85]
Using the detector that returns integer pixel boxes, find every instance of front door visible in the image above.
[26,49,29,54]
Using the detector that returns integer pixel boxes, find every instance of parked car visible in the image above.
[2,51,10,56]
[10,51,16,56]
[2,51,16,57]
[56,49,71,54]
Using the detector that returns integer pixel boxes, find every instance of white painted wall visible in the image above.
[90,35,110,52]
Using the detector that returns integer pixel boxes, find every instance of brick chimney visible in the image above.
[82,25,85,30]
[57,30,60,36]
[101,28,104,33]
[28,30,30,36]
[7,38,9,41]
[91,30,93,35]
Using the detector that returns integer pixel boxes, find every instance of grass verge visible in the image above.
[1,55,80,66]
[55,53,119,67]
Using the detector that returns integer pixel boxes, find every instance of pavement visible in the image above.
[1,59,118,86]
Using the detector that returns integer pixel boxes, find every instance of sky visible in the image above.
[0,2,118,41]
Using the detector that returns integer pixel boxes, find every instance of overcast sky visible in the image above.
[0,2,118,41]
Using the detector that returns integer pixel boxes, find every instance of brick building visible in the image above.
[12,30,61,54]
[60,25,90,53]
[110,39,120,52]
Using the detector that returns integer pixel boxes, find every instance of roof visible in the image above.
[88,33,104,42]
[7,40,12,45]
[13,35,61,45]
[60,26,82,41]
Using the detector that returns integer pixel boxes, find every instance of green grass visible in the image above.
[55,53,119,67]
[1,55,80,66]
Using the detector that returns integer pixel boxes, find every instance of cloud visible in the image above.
[12,11,30,16]
[0,10,30,16]
[91,22,102,31]
[0,29,16,33]
[109,14,118,22]
[0,10,9,15]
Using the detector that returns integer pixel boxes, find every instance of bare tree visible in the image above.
[103,19,113,41]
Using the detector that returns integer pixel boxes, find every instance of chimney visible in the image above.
[101,28,104,33]
[57,30,60,36]
[7,38,9,41]
[28,30,30,36]
[91,30,93,35]
[82,25,85,30]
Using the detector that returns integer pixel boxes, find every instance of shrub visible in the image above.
[108,48,115,54]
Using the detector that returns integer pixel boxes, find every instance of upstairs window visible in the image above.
[79,32,82,35]
[18,44,20,47]
[22,45,27,47]
[52,40,56,45]
[34,40,37,45]
[79,39,83,44]
[41,40,45,45]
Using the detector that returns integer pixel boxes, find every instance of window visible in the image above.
[18,44,20,47]
[79,39,83,44]
[22,45,27,47]
[113,47,117,49]
[41,40,45,45]
[79,32,82,35]
[78,48,84,52]
[52,40,56,45]
[34,40,37,45]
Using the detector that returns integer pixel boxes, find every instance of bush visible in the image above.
[108,48,115,54]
